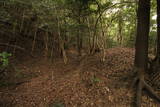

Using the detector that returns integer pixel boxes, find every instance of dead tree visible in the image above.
[134,0,160,107]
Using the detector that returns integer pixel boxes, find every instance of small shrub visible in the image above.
[91,76,101,84]
[0,52,12,69]
[49,101,65,107]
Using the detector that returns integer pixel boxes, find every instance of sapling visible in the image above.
[0,52,12,73]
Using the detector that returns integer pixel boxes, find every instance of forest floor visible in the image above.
[0,47,160,107]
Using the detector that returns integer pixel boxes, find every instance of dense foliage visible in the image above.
[0,0,157,58]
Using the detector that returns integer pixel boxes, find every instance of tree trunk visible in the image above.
[118,12,123,46]
[77,20,81,56]
[156,0,160,64]
[134,0,160,106]
[87,17,92,54]
[77,11,82,56]
[55,5,67,64]
[135,0,150,70]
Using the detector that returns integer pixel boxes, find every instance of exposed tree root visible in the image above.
[135,70,160,107]
[136,78,143,107]
[144,81,160,102]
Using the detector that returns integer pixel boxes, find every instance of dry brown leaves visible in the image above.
[0,47,159,107]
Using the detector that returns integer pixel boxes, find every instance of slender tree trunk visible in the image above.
[13,20,17,55]
[44,31,49,59]
[77,10,82,56]
[20,11,25,33]
[99,17,106,62]
[77,21,81,56]
[63,19,68,50]
[57,17,67,64]
[87,17,92,54]
[54,5,67,64]
[31,26,38,54]
[118,12,123,46]
[91,14,100,54]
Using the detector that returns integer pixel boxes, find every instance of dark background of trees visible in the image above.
[0,0,157,60]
